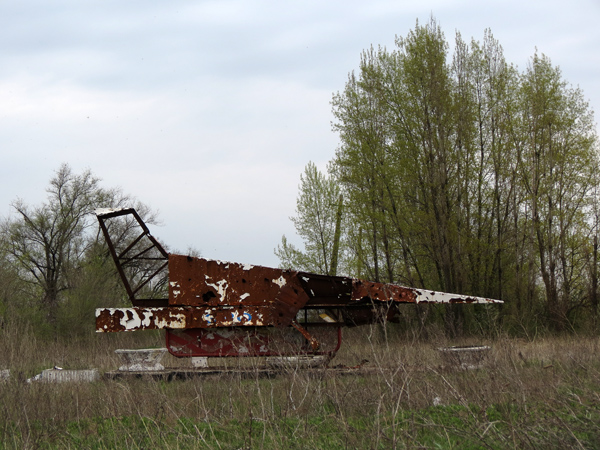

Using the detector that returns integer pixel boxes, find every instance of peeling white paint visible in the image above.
[154,313,187,329]
[98,305,276,332]
[170,281,182,298]
[119,310,142,330]
[207,258,252,271]
[272,276,287,288]
[205,278,229,301]
[240,293,250,300]
[94,208,125,216]
[141,311,153,328]
[414,290,493,304]
[231,310,253,324]
[213,260,230,269]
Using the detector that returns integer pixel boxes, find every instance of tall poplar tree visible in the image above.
[518,53,599,330]
[275,162,346,275]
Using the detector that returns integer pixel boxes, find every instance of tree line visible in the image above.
[0,163,160,337]
[277,18,600,335]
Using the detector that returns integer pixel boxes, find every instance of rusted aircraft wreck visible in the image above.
[95,208,502,359]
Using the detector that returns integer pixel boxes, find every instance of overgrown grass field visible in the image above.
[1,325,599,449]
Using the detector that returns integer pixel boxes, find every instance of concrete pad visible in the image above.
[191,357,208,368]
[438,345,491,370]
[115,348,167,371]
[27,368,100,383]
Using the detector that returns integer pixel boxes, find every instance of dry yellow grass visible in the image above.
[1,323,599,449]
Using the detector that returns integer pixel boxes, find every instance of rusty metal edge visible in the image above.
[96,306,276,332]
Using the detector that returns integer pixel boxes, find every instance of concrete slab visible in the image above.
[438,345,491,370]
[27,368,100,383]
[115,348,168,371]
[191,357,208,368]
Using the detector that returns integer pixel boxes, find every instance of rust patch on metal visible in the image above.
[169,256,289,306]
[351,279,418,303]
[291,321,320,351]
[167,255,310,327]
[166,326,341,357]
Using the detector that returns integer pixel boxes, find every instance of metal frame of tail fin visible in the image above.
[96,208,169,307]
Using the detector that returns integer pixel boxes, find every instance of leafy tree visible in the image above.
[330,46,404,283]
[2,164,106,322]
[517,53,599,330]
[1,163,160,325]
[275,162,346,275]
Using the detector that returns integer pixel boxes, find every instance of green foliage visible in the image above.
[280,17,600,334]
[517,52,599,330]
[275,162,347,275]
[2,164,106,323]
[3,388,599,449]
[0,163,159,337]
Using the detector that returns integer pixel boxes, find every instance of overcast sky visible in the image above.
[2,0,599,267]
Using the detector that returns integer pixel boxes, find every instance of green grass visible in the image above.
[1,327,600,449]
[3,396,599,450]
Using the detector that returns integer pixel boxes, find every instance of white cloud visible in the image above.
[1,0,600,267]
